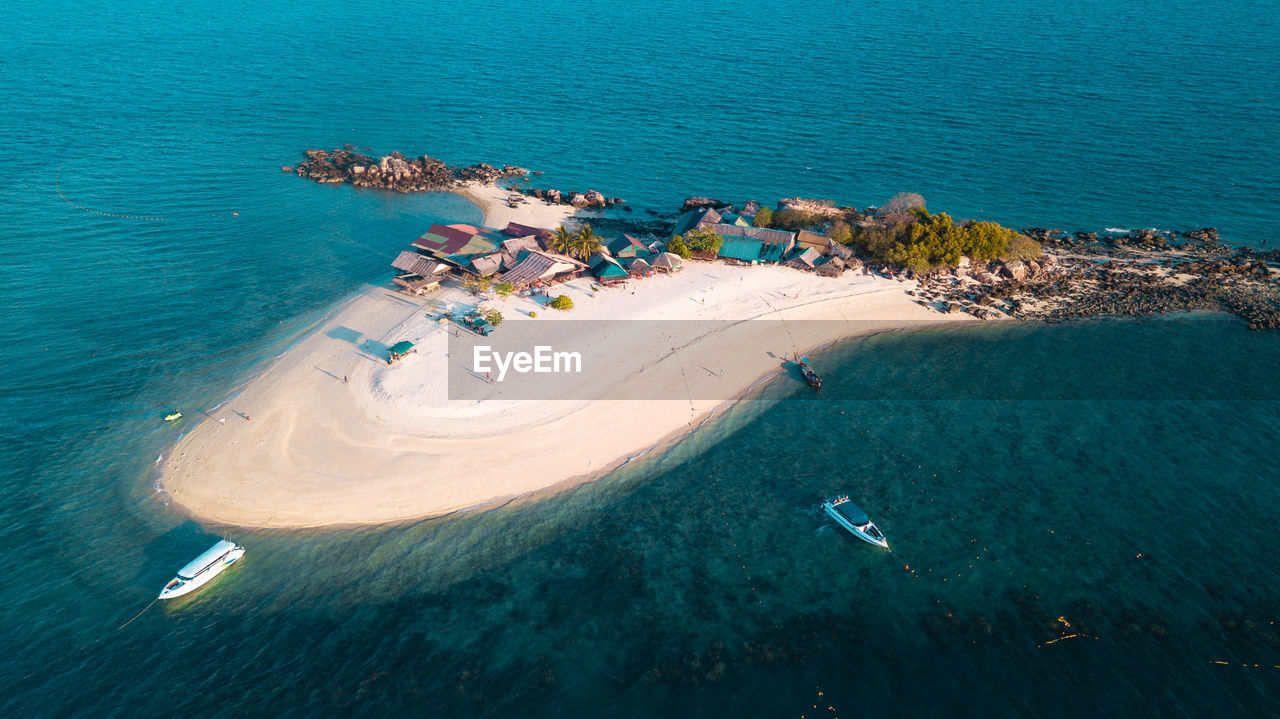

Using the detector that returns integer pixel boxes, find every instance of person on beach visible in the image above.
[343,375,348,384]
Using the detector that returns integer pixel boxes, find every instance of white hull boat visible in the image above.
[823,496,890,550]
[159,539,245,599]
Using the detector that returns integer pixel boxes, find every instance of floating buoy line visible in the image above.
[56,164,165,221]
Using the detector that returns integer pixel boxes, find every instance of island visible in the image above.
[158,149,1280,529]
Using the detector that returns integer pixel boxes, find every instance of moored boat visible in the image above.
[799,356,822,388]
[822,495,889,549]
[159,539,245,599]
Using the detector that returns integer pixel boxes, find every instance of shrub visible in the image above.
[528,311,538,318]
[667,234,692,258]
[828,219,852,245]
[484,309,503,326]
[549,295,574,311]
[684,226,723,254]
[751,207,773,227]
[882,192,926,214]
[494,281,514,298]
[770,209,823,231]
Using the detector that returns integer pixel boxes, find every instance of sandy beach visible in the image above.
[161,185,975,528]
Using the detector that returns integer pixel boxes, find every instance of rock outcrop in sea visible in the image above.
[292,148,622,208]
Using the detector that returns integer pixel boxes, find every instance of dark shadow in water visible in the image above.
[325,326,363,343]
[132,521,227,587]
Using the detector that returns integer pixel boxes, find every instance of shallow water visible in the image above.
[2,0,1279,716]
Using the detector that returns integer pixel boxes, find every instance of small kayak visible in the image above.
[164,411,183,422]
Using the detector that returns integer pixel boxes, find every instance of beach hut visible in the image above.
[669,206,723,238]
[499,249,585,288]
[392,275,442,295]
[786,247,821,271]
[711,225,794,263]
[816,257,847,277]
[717,238,763,263]
[387,340,416,364]
[626,257,652,277]
[608,234,650,259]
[590,253,629,283]
[650,252,684,273]
[470,253,503,277]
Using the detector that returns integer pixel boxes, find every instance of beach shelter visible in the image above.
[650,252,684,272]
[786,247,821,270]
[387,340,416,364]
[717,238,762,263]
[591,253,629,282]
[626,257,653,276]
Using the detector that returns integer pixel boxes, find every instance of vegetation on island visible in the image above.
[551,223,603,260]
[483,309,504,326]
[465,275,493,295]
[666,235,692,259]
[751,207,773,227]
[853,211,1041,272]
[683,226,723,255]
[494,281,514,298]
[549,294,574,311]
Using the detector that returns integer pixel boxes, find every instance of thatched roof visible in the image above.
[651,252,684,271]
[786,247,821,269]
[470,253,503,277]
[391,251,447,277]
[393,275,443,293]
[627,257,652,275]
[816,257,846,277]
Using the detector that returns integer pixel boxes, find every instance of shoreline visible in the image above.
[160,183,974,529]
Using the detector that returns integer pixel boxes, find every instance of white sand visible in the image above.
[161,188,974,528]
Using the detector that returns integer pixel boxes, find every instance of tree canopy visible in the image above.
[854,212,1041,272]
[684,226,722,254]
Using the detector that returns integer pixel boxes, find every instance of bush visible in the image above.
[549,295,574,311]
[684,226,723,254]
[751,207,773,227]
[494,281,514,298]
[528,311,537,318]
[770,209,823,231]
[828,219,852,245]
[484,309,503,326]
[667,235,692,259]
[1006,232,1044,261]
[882,192,926,214]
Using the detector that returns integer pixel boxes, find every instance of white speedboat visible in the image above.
[159,539,245,599]
[823,495,890,550]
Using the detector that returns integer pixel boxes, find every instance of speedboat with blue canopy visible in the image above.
[822,495,889,549]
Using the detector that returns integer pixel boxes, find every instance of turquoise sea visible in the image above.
[2,1,1279,716]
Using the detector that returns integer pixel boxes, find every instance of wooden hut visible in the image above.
[785,247,821,271]
[815,257,847,277]
[650,252,684,272]
[626,257,653,277]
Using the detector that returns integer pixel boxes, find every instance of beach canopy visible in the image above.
[651,252,683,271]
[389,341,415,355]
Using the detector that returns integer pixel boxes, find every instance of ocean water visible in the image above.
[1,0,1278,716]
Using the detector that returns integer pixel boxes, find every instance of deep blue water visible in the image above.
[2,1,1278,716]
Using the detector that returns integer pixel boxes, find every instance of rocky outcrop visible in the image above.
[518,186,620,209]
[912,230,1280,331]
[292,148,528,193]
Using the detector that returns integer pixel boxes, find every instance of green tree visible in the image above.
[752,207,773,227]
[484,309,504,326]
[549,294,574,311]
[667,235,692,259]
[828,220,852,245]
[494,281,514,298]
[465,275,493,295]
[571,224,602,260]
[550,224,575,255]
[684,226,723,254]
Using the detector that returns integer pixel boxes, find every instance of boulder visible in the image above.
[999,260,1028,281]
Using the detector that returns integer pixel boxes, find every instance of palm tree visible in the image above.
[572,224,602,260]
[550,224,575,255]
